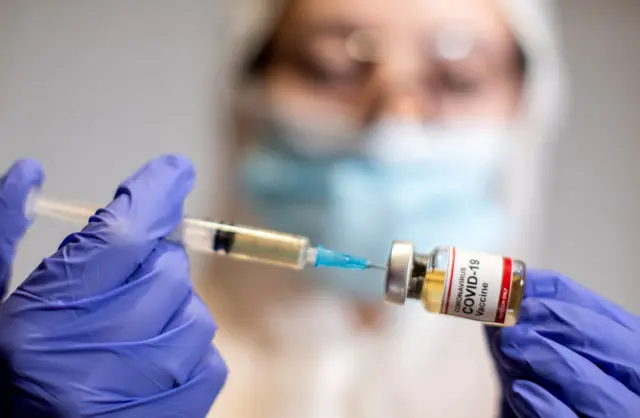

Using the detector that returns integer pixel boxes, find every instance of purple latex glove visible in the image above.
[491,270,640,417]
[0,155,227,417]
[0,159,44,300]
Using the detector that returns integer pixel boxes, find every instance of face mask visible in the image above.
[238,121,510,300]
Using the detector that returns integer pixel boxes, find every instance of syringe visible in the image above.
[30,197,385,271]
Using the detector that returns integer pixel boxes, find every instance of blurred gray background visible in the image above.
[0,0,638,312]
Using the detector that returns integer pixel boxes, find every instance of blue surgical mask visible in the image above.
[238,121,509,300]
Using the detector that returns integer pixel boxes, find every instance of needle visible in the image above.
[367,263,386,270]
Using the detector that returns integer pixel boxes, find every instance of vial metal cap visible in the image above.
[384,241,415,305]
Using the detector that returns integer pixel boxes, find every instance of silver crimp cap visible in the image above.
[384,241,415,305]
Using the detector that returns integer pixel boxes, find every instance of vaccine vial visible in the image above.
[383,241,525,326]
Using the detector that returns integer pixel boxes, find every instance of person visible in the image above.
[0,1,637,417]
[199,0,547,416]
[195,0,640,416]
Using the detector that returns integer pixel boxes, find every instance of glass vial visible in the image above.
[384,241,526,326]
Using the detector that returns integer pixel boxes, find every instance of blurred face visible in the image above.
[231,0,527,307]
[256,0,524,133]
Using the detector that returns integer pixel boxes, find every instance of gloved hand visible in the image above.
[490,269,640,417]
[0,155,227,418]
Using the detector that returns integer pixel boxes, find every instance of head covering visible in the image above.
[208,3,569,418]
[221,0,567,263]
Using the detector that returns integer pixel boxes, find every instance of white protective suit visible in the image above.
[207,1,567,417]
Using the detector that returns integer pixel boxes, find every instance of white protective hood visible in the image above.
[210,2,568,418]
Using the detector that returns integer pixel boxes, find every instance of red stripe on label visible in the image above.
[443,247,456,314]
[495,257,513,323]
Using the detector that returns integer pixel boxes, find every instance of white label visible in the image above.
[440,247,513,324]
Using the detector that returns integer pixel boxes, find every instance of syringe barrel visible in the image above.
[183,219,309,269]
[32,197,311,270]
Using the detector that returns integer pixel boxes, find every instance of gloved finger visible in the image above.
[34,292,218,402]
[96,345,227,418]
[508,380,577,418]
[96,240,194,342]
[498,325,640,416]
[3,240,195,344]
[179,344,228,414]
[140,291,217,388]
[162,345,229,418]
[524,269,638,331]
[519,297,640,396]
[98,290,217,398]
[0,159,44,296]
[18,155,195,301]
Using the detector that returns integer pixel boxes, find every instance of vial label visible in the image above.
[440,247,513,324]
